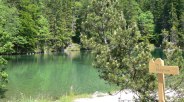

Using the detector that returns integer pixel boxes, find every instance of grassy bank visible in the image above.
[2,94,90,102]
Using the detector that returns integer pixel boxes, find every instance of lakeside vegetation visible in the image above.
[4,92,89,102]
[0,0,184,101]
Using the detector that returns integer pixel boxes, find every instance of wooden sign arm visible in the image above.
[160,66,179,75]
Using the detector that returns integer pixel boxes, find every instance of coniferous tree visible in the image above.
[81,0,156,101]
[177,0,184,48]
[13,0,50,53]
[178,12,184,48]
[44,0,75,51]
[138,11,155,41]
[121,0,142,28]
[161,29,184,101]
[72,0,90,43]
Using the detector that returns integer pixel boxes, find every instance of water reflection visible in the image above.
[5,52,116,99]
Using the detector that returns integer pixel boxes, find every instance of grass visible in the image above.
[3,93,90,102]
[60,94,89,102]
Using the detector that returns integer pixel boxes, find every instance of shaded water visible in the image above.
[5,52,116,99]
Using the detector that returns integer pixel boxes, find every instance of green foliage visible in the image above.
[148,0,183,46]
[0,0,17,98]
[44,0,75,51]
[81,0,127,48]
[2,0,182,51]
[122,0,142,26]
[81,0,184,101]
[81,0,157,101]
[0,0,19,54]
[65,43,81,51]
[15,0,49,53]
[36,15,50,53]
[0,0,183,100]
[5,93,89,102]
[138,11,155,41]
[0,60,8,98]
[161,30,184,96]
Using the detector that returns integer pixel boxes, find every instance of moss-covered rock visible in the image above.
[65,43,81,51]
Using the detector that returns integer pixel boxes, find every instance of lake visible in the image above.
[3,50,183,100]
[5,52,116,99]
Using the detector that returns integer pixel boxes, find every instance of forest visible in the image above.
[0,0,183,54]
[0,0,184,101]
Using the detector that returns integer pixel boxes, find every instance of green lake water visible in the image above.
[5,52,116,99]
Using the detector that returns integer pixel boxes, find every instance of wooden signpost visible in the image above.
[149,58,179,102]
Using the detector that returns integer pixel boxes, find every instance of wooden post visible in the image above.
[158,73,165,102]
[149,58,179,102]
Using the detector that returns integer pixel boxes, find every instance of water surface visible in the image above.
[5,52,116,99]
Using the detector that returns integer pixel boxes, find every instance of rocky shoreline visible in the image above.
[74,89,184,102]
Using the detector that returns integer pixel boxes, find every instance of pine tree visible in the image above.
[161,29,184,100]
[81,0,156,100]
[121,0,142,28]
[178,12,184,48]
[137,11,155,41]
[13,0,50,53]
[44,0,75,51]
[34,1,50,53]
[178,0,184,48]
